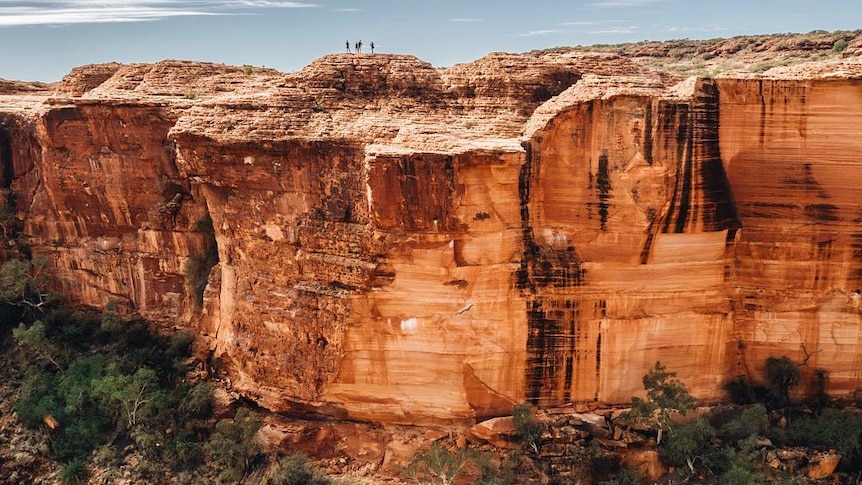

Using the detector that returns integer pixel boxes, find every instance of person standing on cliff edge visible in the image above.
[356,40,363,53]
[370,41,375,53]
[345,40,351,53]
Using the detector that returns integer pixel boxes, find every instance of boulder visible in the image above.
[806,450,841,480]
[467,416,519,449]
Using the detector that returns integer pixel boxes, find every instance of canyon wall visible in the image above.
[1,53,862,424]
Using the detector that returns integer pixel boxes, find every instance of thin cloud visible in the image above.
[663,25,727,33]
[332,7,362,12]
[589,0,664,7]
[558,20,626,26]
[223,1,316,7]
[0,0,317,27]
[589,26,639,34]
[448,18,482,22]
[518,29,565,37]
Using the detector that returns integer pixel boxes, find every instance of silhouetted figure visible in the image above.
[370,41,375,53]
[346,40,351,53]
[357,40,363,53]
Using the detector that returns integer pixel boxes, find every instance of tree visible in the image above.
[660,417,715,474]
[205,408,262,480]
[0,257,51,313]
[13,321,62,370]
[764,356,800,408]
[513,403,542,453]
[625,361,696,444]
[403,443,476,485]
[810,368,830,410]
[93,367,160,430]
[100,299,123,334]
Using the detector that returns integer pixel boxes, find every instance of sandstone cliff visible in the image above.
[2,33,862,425]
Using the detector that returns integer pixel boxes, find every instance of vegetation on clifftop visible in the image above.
[534,29,862,77]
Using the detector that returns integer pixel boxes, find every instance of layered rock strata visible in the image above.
[1,49,862,424]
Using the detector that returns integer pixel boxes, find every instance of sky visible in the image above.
[0,0,860,82]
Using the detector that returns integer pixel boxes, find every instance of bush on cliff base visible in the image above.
[267,453,333,485]
[8,280,213,467]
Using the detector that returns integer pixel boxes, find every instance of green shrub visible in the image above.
[661,417,715,469]
[58,459,88,484]
[53,409,112,462]
[724,376,770,406]
[13,296,211,465]
[15,368,63,428]
[168,331,195,359]
[205,408,262,478]
[179,382,213,420]
[785,408,862,470]
[6,252,214,471]
[714,404,767,443]
[833,38,849,53]
[624,361,696,444]
[402,443,477,485]
[94,444,120,467]
[130,429,168,460]
[472,479,507,485]
[810,368,830,410]
[165,431,205,468]
[598,467,641,485]
[100,299,123,334]
[13,321,62,369]
[59,355,108,413]
[512,402,542,453]
[716,436,764,484]
[267,453,332,485]
[764,357,800,408]
[722,466,757,485]
[17,355,113,461]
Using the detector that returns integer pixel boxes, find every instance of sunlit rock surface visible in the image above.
[1,41,862,424]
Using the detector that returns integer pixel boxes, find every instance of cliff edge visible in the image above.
[2,31,862,425]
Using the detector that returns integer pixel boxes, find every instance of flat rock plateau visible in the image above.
[2,30,862,431]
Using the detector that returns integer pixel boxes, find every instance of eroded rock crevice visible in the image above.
[0,120,14,189]
[660,79,740,236]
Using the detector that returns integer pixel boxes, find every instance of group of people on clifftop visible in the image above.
[346,40,375,53]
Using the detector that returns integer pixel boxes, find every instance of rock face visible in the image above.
[2,41,862,425]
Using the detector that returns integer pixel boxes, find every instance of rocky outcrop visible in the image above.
[1,38,862,425]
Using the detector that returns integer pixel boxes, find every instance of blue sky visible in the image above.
[1,0,859,81]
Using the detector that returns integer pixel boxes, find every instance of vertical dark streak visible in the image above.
[643,102,654,166]
[596,154,611,231]
[674,125,694,233]
[661,80,740,235]
[517,142,538,291]
[0,121,12,189]
[595,332,602,401]
[758,79,766,147]
[662,106,690,233]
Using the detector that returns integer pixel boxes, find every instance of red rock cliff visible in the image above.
[1,48,862,425]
